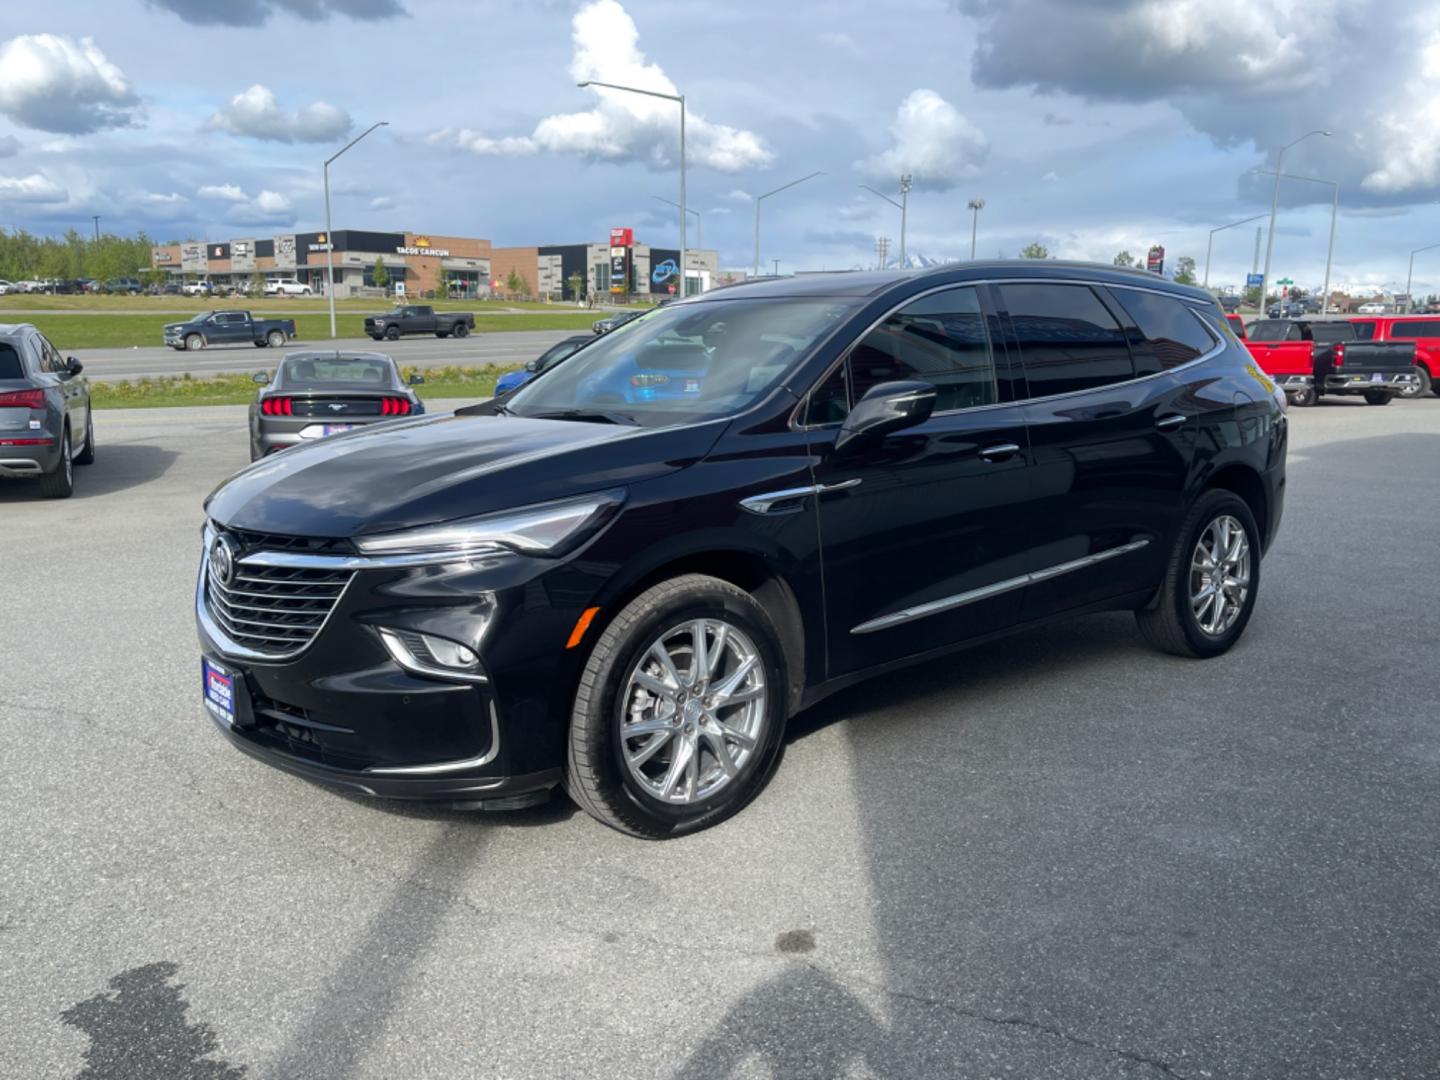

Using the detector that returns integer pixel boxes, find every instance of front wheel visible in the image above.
[1363,390,1392,406]
[566,574,788,838]
[1137,489,1260,658]
[385,326,400,341]
[1398,365,1432,399]
[184,334,204,351]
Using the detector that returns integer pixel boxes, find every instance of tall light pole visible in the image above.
[652,196,700,248]
[967,198,984,259]
[860,177,912,268]
[580,80,685,295]
[1406,242,1440,312]
[324,120,388,338]
[1260,129,1330,321]
[754,171,824,277]
[1204,213,1269,288]
[1251,169,1339,313]
[91,215,100,243]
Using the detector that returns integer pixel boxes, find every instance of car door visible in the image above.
[996,280,1204,621]
[36,333,83,443]
[804,283,1035,677]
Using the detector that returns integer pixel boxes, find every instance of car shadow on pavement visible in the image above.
[0,442,178,503]
[327,785,580,826]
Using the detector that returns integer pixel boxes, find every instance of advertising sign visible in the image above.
[651,258,679,285]
[610,227,633,248]
[1146,245,1165,275]
[610,246,630,294]
[273,235,297,271]
[230,239,255,272]
[152,248,173,264]
[1246,273,1264,287]
[180,243,206,272]
[210,243,230,261]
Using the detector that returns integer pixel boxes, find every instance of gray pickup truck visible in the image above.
[1246,319,1418,406]
[363,305,475,341]
[163,310,298,352]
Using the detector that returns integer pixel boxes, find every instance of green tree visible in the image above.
[566,270,584,301]
[371,257,389,290]
[1019,242,1050,260]
[1113,250,1136,268]
[1173,255,1197,285]
[505,269,530,296]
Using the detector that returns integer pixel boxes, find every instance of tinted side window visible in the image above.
[1307,322,1355,343]
[1389,320,1440,338]
[846,286,996,413]
[1002,283,1134,397]
[39,337,64,372]
[1350,321,1376,340]
[805,362,850,425]
[0,343,24,379]
[1111,289,1217,374]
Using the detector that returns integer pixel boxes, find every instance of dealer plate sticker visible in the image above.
[203,657,236,726]
[321,423,354,436]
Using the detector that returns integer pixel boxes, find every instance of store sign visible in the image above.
[153,249,173,263]
[180,243,206,272]
[273,235,296,270]
[610,227,633,248]
[396,245,450,257]
[210,243,230,260]
[652,258,678,283]
[230,239,255,271]
[1147,244,1165,275]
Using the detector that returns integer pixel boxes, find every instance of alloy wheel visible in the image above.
[1190,514,1251,636]
[619,618,767,805]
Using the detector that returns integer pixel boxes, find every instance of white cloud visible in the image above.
[148,0,406,26]
[220,188,296,225]
[0,173,68,203]
[254,190,291,213]
[368,195,394,210]
[0,34,142,134]
[209,85,352,144]
[820,31,861,56]
[198,183,248,201]
[859,89,989,190]
[723,188,752,202]
[441,1,772,173]
[143,191,187,205]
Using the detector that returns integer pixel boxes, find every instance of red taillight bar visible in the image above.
[0,437,53,446]
[381,397,411,416]
[0,389,46,409]
[260,397,294,416]
[1333,343,1344,368]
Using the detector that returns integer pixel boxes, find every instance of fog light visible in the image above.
[378,627,487,683]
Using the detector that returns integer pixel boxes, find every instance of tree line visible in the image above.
[0,229,164,284]
[1017,243,1199,285]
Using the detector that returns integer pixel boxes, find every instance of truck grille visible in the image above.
[204,530,353,659]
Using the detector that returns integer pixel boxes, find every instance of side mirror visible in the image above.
[66,357,83,376]
[524,359,540,373]
[835,380,937,452]
[407,373,425,385]
[252,372,269,385]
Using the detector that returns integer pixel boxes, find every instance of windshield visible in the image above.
[278,355,399,389]
[507,297,857,426]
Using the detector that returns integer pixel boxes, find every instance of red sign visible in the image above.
[609,227,633,248]
[1146,244,1165,274]
[667,284,676,294]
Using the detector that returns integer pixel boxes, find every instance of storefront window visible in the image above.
[362,265,407,288]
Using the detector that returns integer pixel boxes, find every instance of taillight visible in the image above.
[1333,343,1344,368]
[382,397,412,416]
[260,397,293,416]
[0,389,45,409]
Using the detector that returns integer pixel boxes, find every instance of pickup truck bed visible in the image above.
[1244,319,1418,405]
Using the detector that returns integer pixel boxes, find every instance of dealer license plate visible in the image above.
[321,423,355,436]
[202,657,237,726]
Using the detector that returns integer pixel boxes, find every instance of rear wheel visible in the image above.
[266,330,284,348]
[1363,390,1392,406]
[453,323,469,338]
[1398,365,1431,399]
[385,325,400,341]
[1137,489,1260,658]
[37,428,74,499]
[74,412,95,465]
[1289,385,1317,407]
[566,574,788,838]
[184,334,203,351]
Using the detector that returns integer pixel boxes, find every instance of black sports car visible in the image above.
[248,351,424,461]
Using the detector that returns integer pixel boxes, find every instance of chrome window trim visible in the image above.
[851,539,1150,635]
[365,702,501,775]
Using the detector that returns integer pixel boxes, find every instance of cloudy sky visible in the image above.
[2,0,1440,294]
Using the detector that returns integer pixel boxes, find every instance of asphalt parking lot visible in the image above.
[2,397,1438,1079]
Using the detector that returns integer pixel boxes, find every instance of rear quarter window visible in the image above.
[1109,288,1216,374]
[0,343,25,379]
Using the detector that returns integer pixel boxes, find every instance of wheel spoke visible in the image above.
[690,620,708,686]
[719,723,757,751]
[647,642,683,690]
[715,685,763,708]
[713,654,757,699]
[703,730,738,778]
[628,730,673,768]
[632,670,676,699]
[707,624,728,679]
[660,736,695,799]
[622,717,674,739]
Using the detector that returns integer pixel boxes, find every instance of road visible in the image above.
[73,329,587,381]
[2,398,1438,1079]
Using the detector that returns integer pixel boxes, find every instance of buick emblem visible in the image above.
[211,534,239,587]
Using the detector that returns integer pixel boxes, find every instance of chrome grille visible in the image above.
[204,532,353,659]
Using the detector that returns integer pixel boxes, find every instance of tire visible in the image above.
[74,412,95,465]
[1289,385,1317,407]
[453,323,469,339]
[385,326,400,341]
[435,331,449,338]
[1398,365,1431,399]
[1136,489,1261,659]
[37,428,74,499]
[566,574,789,838]
[184,334,203,351]
[266,330,284,348]
[1363,390,1392,406]
[368,334,383,341]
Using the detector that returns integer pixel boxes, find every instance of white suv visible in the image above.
[265,279,311,297]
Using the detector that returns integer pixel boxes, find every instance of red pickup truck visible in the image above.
[1243,319,1417,406]
[1347,315,1440,398]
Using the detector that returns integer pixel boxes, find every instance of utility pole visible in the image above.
[91,216,100,243]
[772,259,780,276]
[899,173,912,268]
[875,236,890,271]
[967,198,984,259]
[1260,129,1331,327]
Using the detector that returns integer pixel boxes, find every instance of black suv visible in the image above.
[197,263,1287,837]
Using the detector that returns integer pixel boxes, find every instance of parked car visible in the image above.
[0,323,93,498]
[247,351,425,460]
[163,310,297,351]
[1346,314,1440,398]
[363,305,475,341]
[1243,319,1416,405]
[102,277,143,295]
[494,335,593,396]
[183,281,214,297]
[159,282,182,296]
[264,278,313,297]
[0,280,13,295]
[1357,302,1386,314]
[196,262,1287,837]
[592,307,649,335]
[1266,301,1305,318]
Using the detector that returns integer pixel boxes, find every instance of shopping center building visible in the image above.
[151,228,719,300]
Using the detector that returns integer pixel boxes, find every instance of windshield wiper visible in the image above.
[528,408,638,426]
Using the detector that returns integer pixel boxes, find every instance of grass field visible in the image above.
[23,311,599,349]
[0,294,596,314]
[91,364,510,409]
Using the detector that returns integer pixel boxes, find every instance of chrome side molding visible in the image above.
[739,478,862,515]
[851,539,1150,634]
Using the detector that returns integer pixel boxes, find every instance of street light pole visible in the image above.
[753,171,825,278]
[967,198,984,259]
[1203,213,1269,288]
[1406,242,1440,311]
[1252,169,1339,313]
[91,215,100,243]
[859,182,906,269]
[323,120,388,338]
[579,81,685,294]
[652,196,700,248]
[1260,129,1330,318]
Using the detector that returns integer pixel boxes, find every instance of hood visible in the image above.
[205,410,724,538]
[165,316,206,331]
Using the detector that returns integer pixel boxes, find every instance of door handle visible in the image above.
[1155,414,1187,432]
[978,442,1020,463]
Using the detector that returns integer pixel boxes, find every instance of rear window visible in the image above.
[1247,321,1294,342]
[1388,320,1440,339]
[0,343,25,379]
[1350,321,1376,340]
[280,357,396,387]
[1110,289,1216,375]
[1307,322,1356,343]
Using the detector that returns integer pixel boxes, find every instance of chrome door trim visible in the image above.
[739,478,861,515]
[851,538,1150,634]
[366,701,502,774]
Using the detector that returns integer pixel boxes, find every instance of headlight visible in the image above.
[353,490,624,558]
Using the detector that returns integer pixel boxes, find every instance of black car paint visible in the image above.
[198,262,1286,805]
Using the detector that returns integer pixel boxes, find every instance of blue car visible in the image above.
[495,335,594,396]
